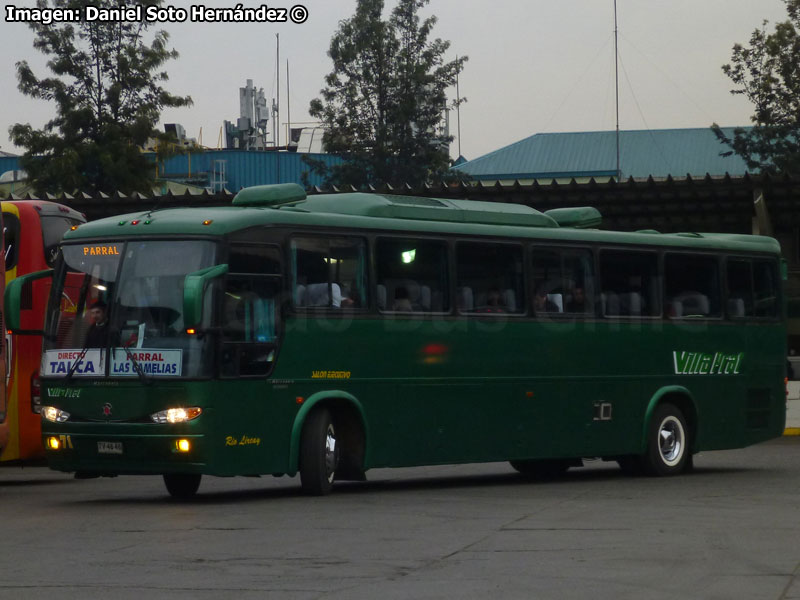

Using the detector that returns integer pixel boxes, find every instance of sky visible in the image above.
[0,0,793,163]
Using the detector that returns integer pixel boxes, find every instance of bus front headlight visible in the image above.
[150,407,203,424]
[42,406,70,423]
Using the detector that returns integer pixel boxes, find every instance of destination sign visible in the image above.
[42,349,105,377]
[110,349,183,377]
[83,244,121,256]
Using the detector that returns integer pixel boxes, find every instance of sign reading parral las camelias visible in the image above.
[111,349,183,376]
[673,351,743,375]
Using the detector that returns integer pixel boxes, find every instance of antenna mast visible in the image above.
[456,56,462,159]
[614,0,621,181]
[276,33,280,149]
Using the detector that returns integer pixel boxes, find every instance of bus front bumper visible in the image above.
[42,430,207,475]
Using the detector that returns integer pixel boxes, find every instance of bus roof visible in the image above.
[2,199,85,221]
[63,190,781,255]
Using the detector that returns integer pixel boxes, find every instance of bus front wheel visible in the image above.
[163,473,202,499]
[643,404,689,476]
[300,408,339,495]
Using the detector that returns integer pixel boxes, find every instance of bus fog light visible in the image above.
[47,437,61,450]
[42,406,70,423]
[176,439,191,453]
[151,407,203,424]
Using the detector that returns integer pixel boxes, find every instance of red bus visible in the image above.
[0,210,6,454]
[1,201,84,462]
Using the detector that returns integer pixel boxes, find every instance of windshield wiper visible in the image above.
[114,337,149,385]
[64,345,91,383]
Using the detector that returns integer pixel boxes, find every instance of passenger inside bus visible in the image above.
[565,286,588,313]
[534,288,560,313]
[392,286,413,311]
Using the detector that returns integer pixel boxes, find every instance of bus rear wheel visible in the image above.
[163,473,201,499]
[300,408,339,495]
[643,403,689,476]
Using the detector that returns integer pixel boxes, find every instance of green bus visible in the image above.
[6,184,787,498]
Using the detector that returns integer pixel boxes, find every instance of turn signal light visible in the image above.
[47,437,60,450]
[176,439,191,453]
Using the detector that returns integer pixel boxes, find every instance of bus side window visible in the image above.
[220,276,278,377]
[221,244,282,377]
[726,259,754,318]
[599,250,660,317]
[291,237,366,309]
[4,213,20,272]
[665,254,721,319]
[530,249,561,315]
[375,238,449,313]
[753,260,778,317]
[456,242,524,314]
[531,247,594,316]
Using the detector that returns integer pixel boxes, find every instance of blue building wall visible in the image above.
[154,150,342,191]
[0,151,342,192]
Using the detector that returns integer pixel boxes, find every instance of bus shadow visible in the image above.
[0,478,73,488]
[65,461,762,506]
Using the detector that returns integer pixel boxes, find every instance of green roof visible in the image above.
[452,127,751,181]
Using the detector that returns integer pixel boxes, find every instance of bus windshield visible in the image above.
[42,240,218,379]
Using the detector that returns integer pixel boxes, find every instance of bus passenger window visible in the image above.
[457,242,524,314]
[726,259,754,318]
[531,248,595,316]
[665,254,721,318]
[376,238,449,313]
[291,237,366,309]
[599,250,659,317]
[753,260,778,317]
[727,258,778,319]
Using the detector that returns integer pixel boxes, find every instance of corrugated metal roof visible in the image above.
[453,127,751,180]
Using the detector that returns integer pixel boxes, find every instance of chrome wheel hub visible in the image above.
[658,416,684,466]
[325,424,337,483]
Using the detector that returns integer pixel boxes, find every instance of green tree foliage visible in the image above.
[713,0,800,174]
[308,0,467,188]
[10,0,192,195]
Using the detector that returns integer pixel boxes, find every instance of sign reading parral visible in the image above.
[83,244,121,256]
[673,351,743,375]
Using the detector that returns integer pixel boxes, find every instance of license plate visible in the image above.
[97,441,123,455]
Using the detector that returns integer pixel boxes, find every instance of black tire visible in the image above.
[163,473,201,499]
[642,403,690,476]
[510,459,571,480]
[300,408,338,495]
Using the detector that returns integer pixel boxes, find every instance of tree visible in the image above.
[308,0,466,188]
[713,0,800,175]
[10,0,192,195]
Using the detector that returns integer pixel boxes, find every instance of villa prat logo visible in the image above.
[673,351,743,375]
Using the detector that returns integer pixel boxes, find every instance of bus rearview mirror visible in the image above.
[4,269,53,333]
[183,264,229,329]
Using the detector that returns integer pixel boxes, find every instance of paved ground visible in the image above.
[1,438,799,599]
